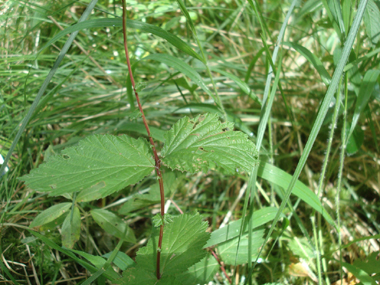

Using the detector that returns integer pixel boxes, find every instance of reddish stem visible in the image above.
[211,250,232,284]
[122,0,165,280]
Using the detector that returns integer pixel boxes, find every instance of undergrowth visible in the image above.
[1,0,380,284]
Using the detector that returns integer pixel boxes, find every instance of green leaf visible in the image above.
[119,171,181,214]
[175,103,253,136]
[257,161,335,227]
[161,113,259,174]
[218,227,265,265]
[61,206,81,249]
[364,0,380,44]
[346,125,364,155]
[143,54,215,101]
[103,251,135,271]
[353,252,380,276]
[283,42,332,85]
[30,202,72,228]
[91,209,136,243]
[20,134,155,202]
[348,69,380,140]
[210,67,251,94]
[342,262,378,285]
[68,248,121,280]
[39,19,204,63]
[119,214,209,283]
[204,207,278,248]
[176,254,219,285]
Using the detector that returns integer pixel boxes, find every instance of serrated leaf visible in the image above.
[364,0,380,44]
[20,134,155,202]
[30,202,72,228]
[161,113,258,174]
[119,172,182,214]
[61,206,81,249]
[91,209,136,243]
[218,227,265,265]
[176,254,219,285]
[119,214,210,283]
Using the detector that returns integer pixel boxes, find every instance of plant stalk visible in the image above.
[122,0,165,279]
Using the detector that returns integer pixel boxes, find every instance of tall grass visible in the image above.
[1,0,380,284]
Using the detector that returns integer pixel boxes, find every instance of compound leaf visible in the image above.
[91,209,136,243]
[161,113,258,174]
[118,214,209,283]
[30,202,72,228]
[61,206,81,249]
[19,134,155,202]
[218,227,265,265]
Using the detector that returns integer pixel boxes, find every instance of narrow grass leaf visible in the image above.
[19,135,155,201]
[258,0,369,269]
[91,209,136,243]
[30,202,72,228]
[39,19,203,62]
[0,0,98,178]
[210,67,251,94]
[143,54,215,101]
[68,248,120,280]
[161,113,259,174]
[103,251,135,271]
[283,42,332,85]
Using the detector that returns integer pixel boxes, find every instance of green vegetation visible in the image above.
[1,0,380,284]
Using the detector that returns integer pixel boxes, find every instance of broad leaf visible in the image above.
[91,209,136,243]
[364,0,380,44]
[348,69,380,140]
[20,134,155,202]
[204,207,278,248]
[118,214,209,283]
[161,113,258,174]
[218,227,265,265]
[30,202,72,228]
[61,206,81,249]
[119,171,182,214]
[176,254,219,285]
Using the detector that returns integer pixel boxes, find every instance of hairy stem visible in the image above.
[121,0,165,279]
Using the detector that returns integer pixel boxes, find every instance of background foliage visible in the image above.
[1,0,380,284]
